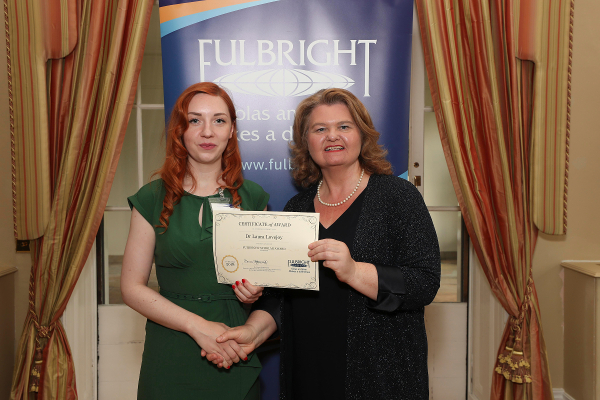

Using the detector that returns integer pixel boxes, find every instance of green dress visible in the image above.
[127,179,269,400]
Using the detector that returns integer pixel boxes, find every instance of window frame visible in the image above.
[409,10,468,302]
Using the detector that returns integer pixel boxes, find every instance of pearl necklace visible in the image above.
[317,169,364,207]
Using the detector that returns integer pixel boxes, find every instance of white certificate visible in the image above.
[212,210,320,290]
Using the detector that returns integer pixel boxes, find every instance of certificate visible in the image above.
[212,210,320,290]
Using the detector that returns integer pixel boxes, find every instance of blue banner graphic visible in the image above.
[159,0,413,212]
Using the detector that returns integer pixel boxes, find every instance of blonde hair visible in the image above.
[290,88,392,187]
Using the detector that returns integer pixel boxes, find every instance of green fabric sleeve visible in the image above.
[239,179,270,211]
[127,180,162,225]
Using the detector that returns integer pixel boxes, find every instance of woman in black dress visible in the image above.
[207,88,441,399]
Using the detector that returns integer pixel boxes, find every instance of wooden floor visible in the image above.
[434,260,459,302]
[108,256,460,304]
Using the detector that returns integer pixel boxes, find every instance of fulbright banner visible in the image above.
[159,0,413,211]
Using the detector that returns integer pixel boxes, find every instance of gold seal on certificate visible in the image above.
[212,210,320,290]
[221,255,239,273]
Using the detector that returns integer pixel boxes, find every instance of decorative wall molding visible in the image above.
[62,245,97,400]
[553,388,575,400]
[472,387,571,400]
[0,266,17,277]
[467,242,508,400]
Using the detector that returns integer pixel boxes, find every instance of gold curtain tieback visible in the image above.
[28,308,58,392]
[495,278,535,384]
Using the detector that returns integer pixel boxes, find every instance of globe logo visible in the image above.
[213,68,354,97]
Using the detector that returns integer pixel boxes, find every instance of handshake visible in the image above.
[199,323,263,369]
[195,308,277,370]
[193,280,277,369]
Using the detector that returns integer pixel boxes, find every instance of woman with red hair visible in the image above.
[121,82,268,400]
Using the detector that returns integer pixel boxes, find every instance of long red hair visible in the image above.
[155,82,243,231]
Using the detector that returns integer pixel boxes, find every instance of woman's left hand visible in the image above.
[308,239,356,284]
[232,280,263,304]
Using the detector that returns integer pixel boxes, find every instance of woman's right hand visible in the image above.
[201,310,277,368]
[202,324,260,367]
[187,319,248,369]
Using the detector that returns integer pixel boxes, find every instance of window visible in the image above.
[100,5,164,304]
[409,16,468,303]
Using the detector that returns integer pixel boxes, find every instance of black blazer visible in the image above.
[254,174,441,399]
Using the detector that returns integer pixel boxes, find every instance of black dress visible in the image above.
[254,175,441,399]
[288,191,365,399]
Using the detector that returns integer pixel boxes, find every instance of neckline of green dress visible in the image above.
[182,189,231,241]
[183,190,221,198]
